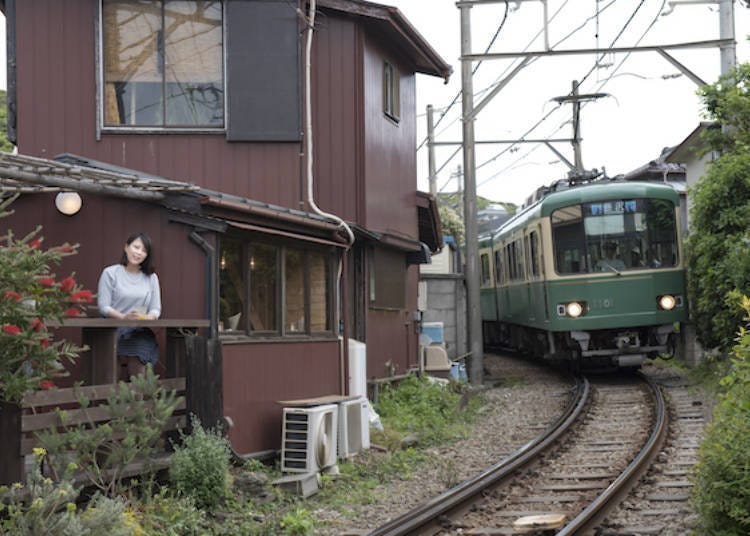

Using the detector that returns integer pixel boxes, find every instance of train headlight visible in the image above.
[565,301,585,318]
[658,295,676,311]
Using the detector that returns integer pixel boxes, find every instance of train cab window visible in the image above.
[551,198,679,274]
[480,253,492,287]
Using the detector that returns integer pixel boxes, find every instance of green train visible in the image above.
[480,180,687,370]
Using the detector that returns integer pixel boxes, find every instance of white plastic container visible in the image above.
[348,339,367,398]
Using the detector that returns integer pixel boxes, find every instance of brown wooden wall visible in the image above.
[363,262,420,378]
[13,1,421,242]
[222,340,342,454]
[361,34,418,237]
[15,0,301,208]
[0,193,208,383]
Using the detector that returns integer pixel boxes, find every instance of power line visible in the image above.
[475,0,666,191]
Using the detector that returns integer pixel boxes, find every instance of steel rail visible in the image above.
[367,376,590,536]
[557,373,668,535]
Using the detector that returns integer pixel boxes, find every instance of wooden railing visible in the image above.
[0,318,216,486]
[47,318,209,384]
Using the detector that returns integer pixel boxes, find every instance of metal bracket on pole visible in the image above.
[656,49,707,87]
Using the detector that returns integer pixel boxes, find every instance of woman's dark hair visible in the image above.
[119,232,155,275]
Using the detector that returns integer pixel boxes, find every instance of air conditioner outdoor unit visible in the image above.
[281,404,338,473]
[338,397,370,459]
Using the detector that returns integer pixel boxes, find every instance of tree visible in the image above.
[0,198,89,401]
[687,63,750,351]
[0,90,15,153]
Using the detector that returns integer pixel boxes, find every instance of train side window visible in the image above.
[524,236,531,280]
[514,239,525,280]
[530,231,540,276]
[480,253,491,287]
[505,244,515,280]
[494,250,503,284]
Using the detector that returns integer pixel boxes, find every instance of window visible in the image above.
[219,239,334,336]
[551,198,679,274]
[383,62,400,121]
[102,0,224,128]
[529,231,540,276]
[494,249,503,284]
[480,253,491,287]
[370,247,405,309]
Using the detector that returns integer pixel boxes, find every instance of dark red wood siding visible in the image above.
[222,340,342,454]
[361,34,418,238]
[15,0,301,209]
[0,193,208,383]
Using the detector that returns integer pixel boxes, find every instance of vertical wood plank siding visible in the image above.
[362,34,418,237]
[14,0,301,209]
[222,341,341,454]
[10,2,425,455]
[0,193,208,383]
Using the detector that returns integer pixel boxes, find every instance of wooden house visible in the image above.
[0,0,450,457]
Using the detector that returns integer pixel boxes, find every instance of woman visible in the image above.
[97,232,162,380]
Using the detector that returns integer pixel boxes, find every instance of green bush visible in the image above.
[375,375,477,447]
[169,419,231,510]
[692,295,750,534]
[37,367,182,497]
[0,451,137,536]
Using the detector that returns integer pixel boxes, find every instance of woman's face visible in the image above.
[124,237,148,268]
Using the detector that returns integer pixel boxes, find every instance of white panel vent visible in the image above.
[281,404,338,473]
[338,397,370,458]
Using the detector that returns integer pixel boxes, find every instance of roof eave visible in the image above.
[317,0,452,82]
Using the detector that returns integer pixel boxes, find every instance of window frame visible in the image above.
[383,61,401,123]
[219,237,337,339]
[97,0,228,134]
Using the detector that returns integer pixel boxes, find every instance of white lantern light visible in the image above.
[55,191,82,216]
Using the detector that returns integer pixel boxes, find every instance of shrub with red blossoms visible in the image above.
[59,276,75,292]
[0,205,91,402]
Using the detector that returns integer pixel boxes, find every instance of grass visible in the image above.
[4,374,485,535]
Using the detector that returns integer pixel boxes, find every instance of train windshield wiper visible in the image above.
[602,263,621,276]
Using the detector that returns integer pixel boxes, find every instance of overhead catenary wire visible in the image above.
[429,0,613,182]
[476,0,668,191]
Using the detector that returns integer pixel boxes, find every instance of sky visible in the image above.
[0,3,747,206]
[379,0,750,206]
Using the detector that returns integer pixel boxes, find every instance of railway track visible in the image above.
[595,368,707,535]
[368,373,667,536]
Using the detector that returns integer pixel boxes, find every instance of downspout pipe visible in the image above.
[303,0,355,396]
[303,0,355,248]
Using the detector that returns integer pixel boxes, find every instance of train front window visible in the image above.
[551,198,678,274]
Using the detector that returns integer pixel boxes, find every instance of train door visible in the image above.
[528,227,547,327]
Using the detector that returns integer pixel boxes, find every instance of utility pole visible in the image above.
[427,104,437,196]
[459,3,483,385]
[552,81,607,178]
[571,81,583,173]
[719,0,736,75]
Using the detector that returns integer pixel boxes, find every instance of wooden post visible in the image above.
[185,335,223,431]
[0,400,23,485]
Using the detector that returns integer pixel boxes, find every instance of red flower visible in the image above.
[39,338,49,348]
[69,290,93,303]
[28,239,43,250]
[38,277,56,288]
[58,245,74,254]
[59,277,76,292]
[63,308,81,318]
[4,291,21,301]
[39,380,55,390]
[29,317,45,331]
[3,324,21,335]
